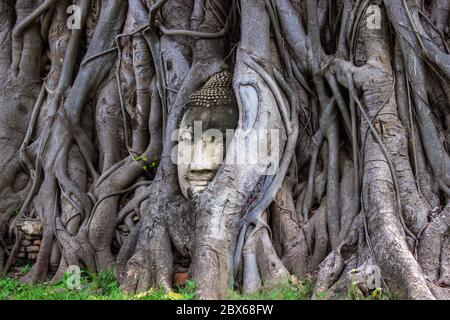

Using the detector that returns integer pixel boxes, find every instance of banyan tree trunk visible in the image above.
[3,0,450,300]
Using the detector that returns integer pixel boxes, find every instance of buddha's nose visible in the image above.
[190,158,215,171]
[190,141,216,171]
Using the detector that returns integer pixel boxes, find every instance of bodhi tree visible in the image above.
[2,0,450,300]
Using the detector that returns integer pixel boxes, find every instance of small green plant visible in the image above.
[133,155,148,162]
[11,208,20,217]
[149,157,158,168]
[314,290,329,300]
[228,276,315,300]
[133,155,158,173]
[18,264,32,275]
[176,280,197,300]
[371,287,382,299]
[346,281,364,300]
[345,281,400,300]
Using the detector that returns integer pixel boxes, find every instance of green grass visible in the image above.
[0,269,196,300]
[228,276,399,300]
[228,276,315,300]
[0,270,396,300]
[344,282,401,300]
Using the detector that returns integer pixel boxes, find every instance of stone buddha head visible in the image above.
[177,70,239,199]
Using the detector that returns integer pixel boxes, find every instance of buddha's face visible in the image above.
[177,106,238,199]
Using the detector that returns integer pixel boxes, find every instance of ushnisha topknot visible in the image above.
[184,69,237,110]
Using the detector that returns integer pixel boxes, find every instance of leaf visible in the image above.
[166,291,184,300]
[133,155,148,162]
[134,289,155,299]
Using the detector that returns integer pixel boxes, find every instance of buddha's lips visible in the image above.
[185,173,216,182]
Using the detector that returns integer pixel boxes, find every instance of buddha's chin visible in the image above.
[187,181,209,196]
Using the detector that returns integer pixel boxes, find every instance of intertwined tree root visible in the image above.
[2,0,450,300]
